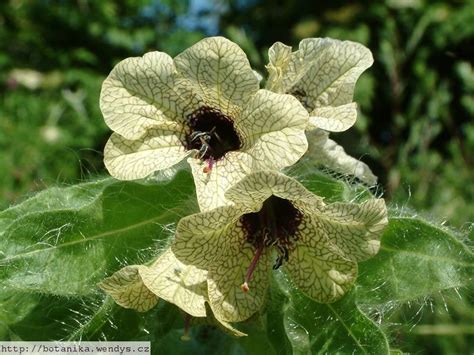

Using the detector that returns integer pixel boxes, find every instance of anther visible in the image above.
[273,255,283,270]
[185,107,241,161]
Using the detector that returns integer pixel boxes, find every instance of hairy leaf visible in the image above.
[275,271,389,354]
[357,216,474,305]
[0,171,196,296]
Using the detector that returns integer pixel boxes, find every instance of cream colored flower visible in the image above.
[101,36,308,211]
[98,248,245,336]
[266,38,373,132]
[172,171,387,322]
[266,38,377,185]
[98,249,206,316]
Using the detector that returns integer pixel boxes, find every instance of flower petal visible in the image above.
[269,38,373,109]
[265,42,294,93]
[104,130,189,180]
[139,249,207,317]
[175,212,269,322]
[174,37,259,118]
[307,102,358,132]
[205,303,247,337]
[98,265,158,312]
[188,152,252,211]
[100,51,199,140]
[304,129,378,186]
[284,216,357,303]
[173,206,246,268]
[225,170,324,211]
[235,90,309,170]
[316,198,388,261]
[208,232,271,322]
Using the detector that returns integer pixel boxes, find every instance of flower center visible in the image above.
[184,106,241,166]
[239,195,302,292]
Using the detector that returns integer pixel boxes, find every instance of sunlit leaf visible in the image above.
[0,171,196,296]
[357,216,474,305]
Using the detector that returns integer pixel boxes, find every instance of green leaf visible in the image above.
[66,296,117,341]
[285,163,346,202]
[5,296,100,341]
[264,282,293,355]
[0,171,197,296]
[286,160,373,203]
[0,291,39,326]
[357,216,474,305]
[0,178,113,234]
[236,322,278,355]
[275,271,389,354]
[70,295,182,342]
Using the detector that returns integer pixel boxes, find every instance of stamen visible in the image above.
[180,313,192,341]
[240,196,303,273]
[185,106,241,161]
[241,243,265,293]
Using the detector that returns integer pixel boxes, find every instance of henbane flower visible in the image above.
[172,171,387,322]
[98,249,207,316]
[100,36,309,211]
[266,37,373,132]
[265,38,377,185]
[99,248,245,337]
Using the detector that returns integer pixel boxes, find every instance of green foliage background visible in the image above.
[1,0,473,354]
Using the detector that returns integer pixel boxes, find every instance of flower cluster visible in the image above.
[99,37,388,334]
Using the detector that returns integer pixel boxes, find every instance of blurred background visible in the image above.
[1,0,473,353]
